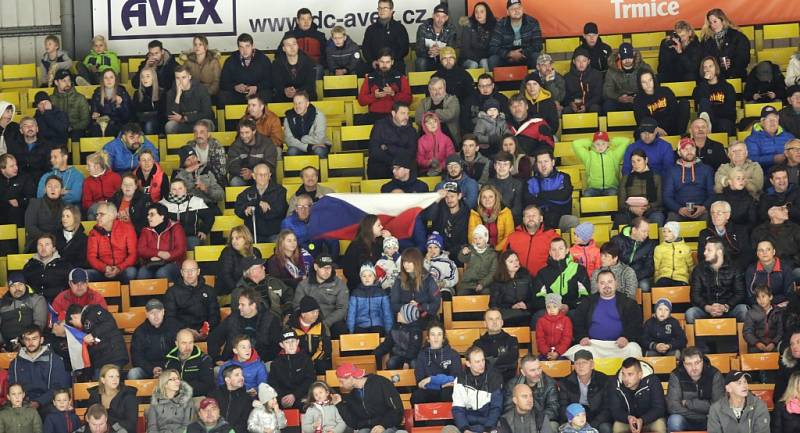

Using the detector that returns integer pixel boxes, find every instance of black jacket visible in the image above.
[713,188,757,227]
[689,260,746,309]
[164,279,221,331]
[780,106,800,139]
[362,19,410,67]
[563,65,604,108]
[341,237,383,291]
[380,175,429,193]
[87,385,138,433]
[54,224,89,269]
[751,221,800,270]
[271,52,318,102]
[166,80,215,123]
[81,304,128,367]
[572,293,643,342]
[220,50,273,102]
[577,37,613,73]
[133,50,177,91]
[610,228,657,280]
[207,305,282,362]
[774,401,800,433]
[34,108,69,146]
[657,38,702,83]
[164,345,215,396]
[210,386,252,433]
[698,222,753,269]
[633,86,683,136]
[490,267,533,310]
[758,185,800,222]
[367,116,418,180]
[132,85,167,124]
[433,65,475,105]
[531,256,590,311]
[666,356,724,423]
[558,370,611,424]
[233,182,288,243]
[609,361,666,424]
[22,254,70,303]
[7,138,51,184]
[110,189,149,232]
[474,330,519,382]
[337,374,405,430]
[641,316,687,352]
[744,62,786,102]
[427,199,470,262]
[700,29,751,80]
[696,138,729,171]
[0,172,35,226]
[130,319,179,375]
[214,246,262,296]
[267,351,315,402]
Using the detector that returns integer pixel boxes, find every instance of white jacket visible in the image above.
[424,252,459,290]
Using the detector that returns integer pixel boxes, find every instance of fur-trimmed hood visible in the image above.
[179,49,221,65]
[150,380,194,406]
[782,346,799,369]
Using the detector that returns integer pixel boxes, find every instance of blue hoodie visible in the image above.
[663,161,715,212]
[745,123,796,169]
[622,136,675,177]
[216,350,268,391]
[36,167,84,205]
[347,283,393,333]
[102,134,160,173]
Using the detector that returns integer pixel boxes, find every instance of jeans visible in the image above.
[488,54,537,70]
[667,414,706,433]
[415,56,438,72]
[286,145,330,158]
[186,236,203,251]
[638,278,652,293]
[229,176,252,187]
[613,419,666,433]
[126,367,152,380]
[583,187,618,197]
[685,304,749,323]
[86,267,138,284]
[462,58,489,71]
[136,262,180,280]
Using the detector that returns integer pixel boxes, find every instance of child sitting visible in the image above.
[217,335,268,395]
[417,112,455,176]
[743,285,784,353]
[301,382,346,433]
[248,383,287,433]
[559,403,599,433]
[268,329,316,410]
[569,222,601,278]
[457,224,498,295]
[571,131,631,197]
[374,303,423,370]
[347,264,394,334]
[325,26,363,76]
[43,388,80,433]
[535,293,573,360]
[654,222,694,286]
[473,98,509,155]
[641,298,687,357]
[376,236,401,290]
[424,232,459,299]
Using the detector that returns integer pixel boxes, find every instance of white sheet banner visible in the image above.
[92,0,440,57]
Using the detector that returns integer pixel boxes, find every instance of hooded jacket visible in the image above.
[641,316,687,352]
[663,159,715,212]
[503,374,560,421]
[621,136,676,176]
[563,63,604,109]
[0,102,21,155]
[160,195,213,237]
[272,51,318,102]
[337,374,404,430]
[220,50,273,100]
[689,259,746,309]
[570,240,601,279]
[610,226,657,280]
[137,219,187,264]
[82,169,121,211]
[417,94,461,145]
[227,133,278,174]
[490,267,533,310]
[532,255,591,311]
[180,50,222,95]
[573,293,643,342]
[700,28,751,80]
[216,350,267,392]
[524,168,573,230]
[131,318,179,375]
[743,61,786,102]
[288,312,331,368]
[145,381,195,433]
[102,135,159,173]
[654,238,694,283]
[508,225,561,275]
[417,112,456,172]
[268,350,315,401]
[745,123,796,168]
[36,166,83,205]
[458,244,498,292]
[347,283,393,332]
[301,401,345,433]
[82,49,120,73]
[474,330,519,382]
[451,368,505,432]
[557,370,611,424]
[357,68,412,115]
[164,279,221,331]
[164,345,215,396]
[693,78,737,124]
[293,272,349,328]
[609,360,666,424]
[87,385,138,433]
[166,80,215,123]
[87,219,138,272]
[536,311,573,355]
[22,252,70,303]
[489,14,543,61]
[325,36,361,74]
[706,393,770,433]
[284,105,332,154]
[210,385,251,433]
[414,343,463,382]
[603,49,652,101]
[666,355,725,423]
[8,346,70,406]
[572,137,630,191]
[0,289,47,344]
[50,87,90,134]
[524,86,560,133]
[367,115,418,179]
[633,83,683,136]
[233,182,288,243]
[81,304,129,368]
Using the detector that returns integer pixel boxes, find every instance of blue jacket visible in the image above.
[36,167,84,204]
[216,351,268,392]
[102,135,160,173]
[389,273,441,318]
[414,344,463,382]
[280,213,339,257]
[43,410,81,433]
[745,124,796,168]
[8,346,71,406]
[662,161,715,212]
[436,175,479,209]
[622,137,675,177]
[347,283,393,333]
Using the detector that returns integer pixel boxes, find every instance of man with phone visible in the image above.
[609,357,667,433]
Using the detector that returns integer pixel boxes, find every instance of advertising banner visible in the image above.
[92,0,439,57]
[468,0,800,38]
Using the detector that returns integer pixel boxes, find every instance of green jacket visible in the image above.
[572,137,631,190]
[50,88,90,132]
[457,245,498,294]
[0,406,43,433]
[82,50,121,74]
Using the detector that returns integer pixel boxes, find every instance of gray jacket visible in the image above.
[707,393,770,433]
[498,409,553,433]
[591,262,638,300]
[473,112,509,150]
[172,166,224,204]
[293,274,349,328]
[0,289,48,344]
[227,133,278,174]
[416,94,461,145]
[666,361,725,423]
[283,110,332,154]
[145,381,195,433]
[301,403,346,433]
[504,374,560,422]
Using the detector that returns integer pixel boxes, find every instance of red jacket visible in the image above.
[570,240,601,278]
[357,71,411,114]
[87,220,138,272]
[82,170,122,211]
[51,288,108,321]
[137,220,187,264]
[535,311,573,355]
[507,225,560,275]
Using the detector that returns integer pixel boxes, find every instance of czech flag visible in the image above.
[64,324,93,371]
[308,193,440,240]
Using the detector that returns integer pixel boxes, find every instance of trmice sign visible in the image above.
[109,0,237,39]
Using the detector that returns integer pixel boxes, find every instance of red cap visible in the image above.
[199,397,218,410]
[335,363,366,379]
[593,131,609,142]
[679,137,695,151]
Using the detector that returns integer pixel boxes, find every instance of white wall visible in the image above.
[0,0,61,65]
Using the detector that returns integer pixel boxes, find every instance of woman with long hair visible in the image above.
[692,56,738,135]
[490,250,533,326]
[616,149,665,227]
[458,2,496,70]
[389,248,441,322]
[775,370,800,433]
[111,173,149,232]
[134,148,170,203]
[88,70,131,137]
[181,35,222,96]
[411,322,463,404]
[658,20,702,83]
[501,135,532,180]
[633,70,685,136]
[341,214,391,290]
[145,369,194,433]
[86,364,138,433]
[82,151,121,219]
[215,225,261,301]
[699,8,751,80]
[54,204,88,268]
[267,229,313,290]
[467,184,514,251]
[132,66,165,134]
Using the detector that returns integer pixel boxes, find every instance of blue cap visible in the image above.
[69,268,89,283]
[567,403,586,422]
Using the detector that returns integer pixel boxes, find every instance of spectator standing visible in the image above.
[458,2,495,70]
[699,9,751,80]
[280,8,327,77]
[74,304,130,372]
[347,264,393,334]
[284,92,332,157]
[219,33,273,107]
[488,0,542,70]
[563,48,604,114]
[415,3,457,72]
[658,21,703,83]
[362,0,409,73]
[272,36,318,103]
[181,35,222,97]
[577,22,612,73]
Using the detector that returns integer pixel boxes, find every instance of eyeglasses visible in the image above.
[181,268,200,274]
[295,205,311,210]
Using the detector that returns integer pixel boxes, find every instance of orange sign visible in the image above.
[468,0,800,37]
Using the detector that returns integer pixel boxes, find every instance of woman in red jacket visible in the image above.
[136,202,186,280]
[86,202,138,283]
[82,151,121,219]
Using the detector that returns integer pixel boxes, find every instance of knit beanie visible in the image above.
[567,403,586,422]
[655,298,673,313]
[427,231,444,250]
[472,224,489,241]
[400,303,420,323]
[663,221,680,239]
[383,236,399,251]
[574,222,594,242]
[545,293,562,306]
[299,296,320,313]
[360,263,376,277]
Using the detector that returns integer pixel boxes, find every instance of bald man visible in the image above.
[498,384,554,433]
[164,259,221,335]
[164,328,215,395]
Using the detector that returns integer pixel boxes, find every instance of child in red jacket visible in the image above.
[569,222,601,278]
[535,293,573,360]
[416,112,455,176]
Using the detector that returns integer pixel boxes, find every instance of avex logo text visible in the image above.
[121,0,224,30]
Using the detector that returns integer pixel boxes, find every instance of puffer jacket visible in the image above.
[473,111,509,150]
[293,272,348,328]
[416,94,462,145]
[22,252,70,302]
[414,18,458,60]
[347,284,393,333]
[414,344,463,382]
[424,251,459,291]
[524,168,573,230]
[557,370,611,424]
[82,49,120,74]
[641,316,687,352]
[137,220,187,264]
[215,246,262,296]
[563,62,604,109]
[458,16,493,62]
[81,304,129,368]
[325,36,361,74]
[490,267,533,310]
[451,369,504,432]
[160,195,214,237]
[507,225,560,275]
[689,260,746,309]
[87,219,138,272]
[698,222,754,269]
[50,87,90,133]
[416,112,456,173]
[707,393,769,433]
[145,381,195,433]
[216,350,267,392]
[572,137,630,190]
[654,238,694,283]
[535,312,573,355]
[301,402,345,433]
[489,14,543,62]
[745,123,796,168]
[164,279,221,331]
[503,374,559,421]
[603,49,652,101]
[610,226,657,280]
[666,356,725,424]
[389,273,441,318]
[570,240,601,278]
[532,255,590,311]
[744,258,793,304]
[0,289,47,344]
[458,245,498,293]
[227,133,278,174]
[248,406,287,433]
[180,50,222,95]
[609,360,666,424]
[744,302,784,353]
[82,170,121,211]
[102,134,159,173]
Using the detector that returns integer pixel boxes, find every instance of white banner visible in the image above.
[92,0,440,57]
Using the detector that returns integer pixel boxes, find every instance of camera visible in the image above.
[667,31,680,46]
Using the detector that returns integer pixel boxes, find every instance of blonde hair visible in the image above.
[780,371,800,402]
[97,364,121,395]
[700,8,739,41]
[331,26,346,36]
[87,151,111,171]
[137,66,160,103]
[92,35,108,52]
[157,369,182,397]
[229,225,255,257]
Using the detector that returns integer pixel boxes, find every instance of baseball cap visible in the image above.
[573,349,594,361]
[679,136,695,151]
[145,299,165,311]
[583,22,599,35]
[442,181,461,194]
[335,363,366,379]
[433,3,448,14]
[507,0,522,8]
[54,69,72,82]
[69,268,89,283]
[725,371,751,384]
[593,131,609,143]
[618,43,635,60]
[241,256,265,270]
[315,253,335,268]
[536,53,553,65]
[199,397,219,410]
[638,117,659,134]
[761,105,779,118]
[279,329,298,342]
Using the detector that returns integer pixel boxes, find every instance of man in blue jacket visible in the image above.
[524,148,579,233]
[102,122,159,173]
[746,105,797,169]
[442,346,504,433]
[609,357,667,433]
[664,137,715,221]
[488,0,543,70]
[36,145,83,205]
[622,117,675,177]
[8,325,71,410]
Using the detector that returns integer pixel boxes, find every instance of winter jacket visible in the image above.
[164,279,221,331]
[134,162,169,203]
[282,23,326,64]
[166,80,215,123]
[508,225,561,275]
[132,49,177,91]
[563,64,604,109]
[43,410,80,433]
[417,94,461,145]
[325,36,361,74]
[773,400,800,433]
[532,256,591,311]
[7,138,52,182]
[610,226,657,280]
[578,36,613,73]
[227,133,278,175]
[50,88,90,134]
[138,219,187,265]
[633,85,684,136]
[745,258,793,305]
[83,49,120,74]
[347,284,393,333]
[468,207,515,251]
[131,319,179,375]
[87,385,138,433]
[414,344,463,382]
[379,175,430,194]
[458,16,493,62]
[220,50,273,102]
[216,350,267,392]
[284,106,332,154]
[208,303,283,364]
[248,406,287,433]
[490,267,533,310]
[707,393,770,433]
[22,252,70,302]
[280,213,339,257]
[535,312,573,355]
[81,304,129,368]
[186,419,234,433]
[341,237,383,291]
[293,272,348,328]
[557,370,612,424]
[654,239,694,283]
[460,151,492,185]
[268,350,315,402]
[745,123,796,168]
[696,138,730,171]
[132,85,167,127]
[689,260,746,309]
[173,165,225,205]
[488,175,523,224]
[160,195,214,237]
[744,62,786,102]
[389,273,441,318]
[524,87,560,133]
[714,187,757,226]
[433,64,476,105]
[621,137,675,177]
[609,360,666,424]
[641,316,687,352]
[698,223,754,269]
[524,168,573,230]
[185,138,230,187]
[102,135,159,173]
[272,52,318,102]
[604,50,652,101]
[415,19,458,61]
[489,15,543,62]
[463,91,510,132]
[50,287,107,321]
[591,261,639,300]
[417,112,456,173]
[572,137,630,191]
[0,172,35,226]
[40,48,72,83]
[474,330,519,382]
[0,289,47,344]
[8,346,70,406]
[573,293,643,342]
[367,116,418,179]
[658,38,702,83]
[570,241,601,280]
[82,170,121,211]
[362,18,409,66]
[301,402,345,433]
[458,245,498,293]
[0,406,42,433]
[146,381,195,433]
[337,374,404,430]
[504,374,560,421]
[743,304,784,350]
[233,182,288,243]
[23,197,64,252]
[780,105,800,139]
[425,251,459,292]
[376,320,422,361]
[87,219,138,272]
[666,356,725,423]
[508,116,555,157]
[210,386,251,433]
[693,79,738,125]
[181,50,223,95]
[474,112,509,150]
[36,166,83,205]
[700,28,751,80]
[164,345,215,396]
[288,313,331,368]
[758,184,800,222]
[89,86,132,125]
[357,68,412,115]
[215,246,262,296]
[451,369,504,432]
[616,171,662,214]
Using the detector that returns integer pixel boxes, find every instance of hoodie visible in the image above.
[414,344,463,382]
[0,101,21,156]
[9,346,71,406]
[217,350,268,392]
[609,360,666,424]
[603,49,652,101]
[417,112,456,173]
[633,83,683,136]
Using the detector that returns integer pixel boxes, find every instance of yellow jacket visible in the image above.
[654,239,694,283]
[468,207,515,252]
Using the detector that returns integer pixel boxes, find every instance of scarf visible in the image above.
[625,170,658,203]
[44,195,63,215]
[151,219,169,234]
[479,207,497,224]
[166,193,189,205]
[286,104,318,140]
[713,28,728,50]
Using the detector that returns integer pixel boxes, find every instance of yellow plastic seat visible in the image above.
[326,152,365,181]
[322,75,358,99]
[662,81,696,98]
[606,111,637,128]
[1,63,36,87]
[744,102,783,118]
[561,112,598,130]
[763,23,800,41]
[545,37,580,54]
[580,196,618,214]
[604,34,624,48]
[631,32,665,52]
[757,47,796,69]
[283,155,320,179]
[359,179,386,194]
[211,215,245,233]
[408,71,436,88]
[254,243,276,258]
[0,91,22,110]
[194,245,226,262]
[6,254,33,271]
